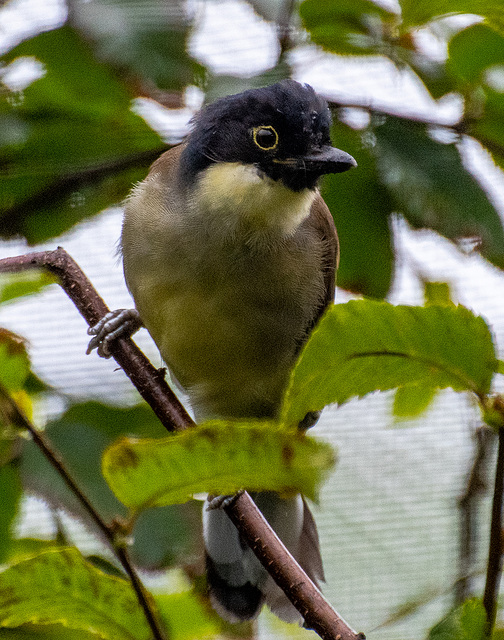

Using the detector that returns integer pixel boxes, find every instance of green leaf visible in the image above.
[20,401,200,570]
[393,384,438,418]
[102,421,336,510]
[0,330,30,392]
[0,465,22,564]
[0,624,98,639]
[470,88,504,170]
[323,120,394,297]
[69,0,203,92]
[300,0,396,55]
[156,592,218,640]
[428,598,486,640]
[400,0,504,36]
[0,272,57,305]
[1,26,164,243]
[424,282,454,307]
[0,548,153,640]
[281,300,496,425]
[373,117,504,270]
[448,24,504,85]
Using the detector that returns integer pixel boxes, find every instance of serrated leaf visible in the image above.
[281,300,496,425]
[20,401,200,570]
[428,598,486,640]
[102,421,336,510]
[400,0,504,36]
[393,384,438,418]
[0,548,152,640]
[373,117,504,270]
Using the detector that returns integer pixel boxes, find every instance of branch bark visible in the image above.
[0,247,365,640]
[483,422,504,636]
[0,381,167,640]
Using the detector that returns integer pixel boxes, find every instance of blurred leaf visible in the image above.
[424,282,454,306]
[448,24,504,85]
[0,548,152,640]
[282,300,496,425]
[323,120,394,297]
[131,502,200,570]
[245,0,287,22]
[400,0,504,36]
[204,61,291,104]
[156,592,218,640]
[393,384,438,418]
[102,421,336,510]
[470,88,504,170]
[6,538,61,564]
[0,330,30,392]
[373,117,504,270]
[1,26,164,243]
[0,271,57,305]
[20,401,200,568]
[428,598,486,640]
[300,0,396,55]
[0,624,98,639]
[0,465,22,564]
[69,0,202,92]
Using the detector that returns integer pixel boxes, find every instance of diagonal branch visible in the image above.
[0,381,167,640]
[0,247,365,640]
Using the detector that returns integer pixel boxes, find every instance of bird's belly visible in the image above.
[135,270,319,421]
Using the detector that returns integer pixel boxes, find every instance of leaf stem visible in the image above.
[0,383,168,640]
[482,424,504,636]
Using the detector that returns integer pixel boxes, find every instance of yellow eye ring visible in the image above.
[252,125,279,151]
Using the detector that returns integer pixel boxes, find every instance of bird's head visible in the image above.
[179,80,356,193]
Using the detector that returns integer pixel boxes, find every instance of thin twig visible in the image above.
[0,249,191,432]
[456,426,494,605]
[0,382,167,640]
[0,248,365,640]
[483,425,504,636]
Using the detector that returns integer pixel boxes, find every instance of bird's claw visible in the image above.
[206,490,244,511]
[86,308,142,358]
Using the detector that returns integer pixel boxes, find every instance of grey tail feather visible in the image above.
[206,554,265,622]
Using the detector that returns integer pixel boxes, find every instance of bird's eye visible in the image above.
[252,126,278,151]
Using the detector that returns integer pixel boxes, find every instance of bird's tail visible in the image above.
[203,492,324,623]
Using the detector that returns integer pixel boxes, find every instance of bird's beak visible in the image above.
[303,145,357,175]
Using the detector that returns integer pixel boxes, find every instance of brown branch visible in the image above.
[0,248,365,640]
[483,423,504,636]
[0,381,167,640]
[0,248,191,432]
[456,426,494,606]
[225,492,365,640]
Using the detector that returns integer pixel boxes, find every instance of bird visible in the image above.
[88,79,356,624]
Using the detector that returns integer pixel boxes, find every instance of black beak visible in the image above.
[303,145,357,175]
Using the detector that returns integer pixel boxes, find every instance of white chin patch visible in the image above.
[194,162,316,236]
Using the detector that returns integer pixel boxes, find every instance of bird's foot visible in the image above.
[86,308,143,358]
[206,490,244,511]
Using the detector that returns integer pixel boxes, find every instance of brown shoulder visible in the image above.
[306,193,339,312]
[148,144,185,180]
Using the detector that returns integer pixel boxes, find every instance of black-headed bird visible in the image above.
[89,79,356,624]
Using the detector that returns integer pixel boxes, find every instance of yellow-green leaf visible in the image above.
[0,548,152,640]
[102,421,336,511]
[282,300,497,425]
